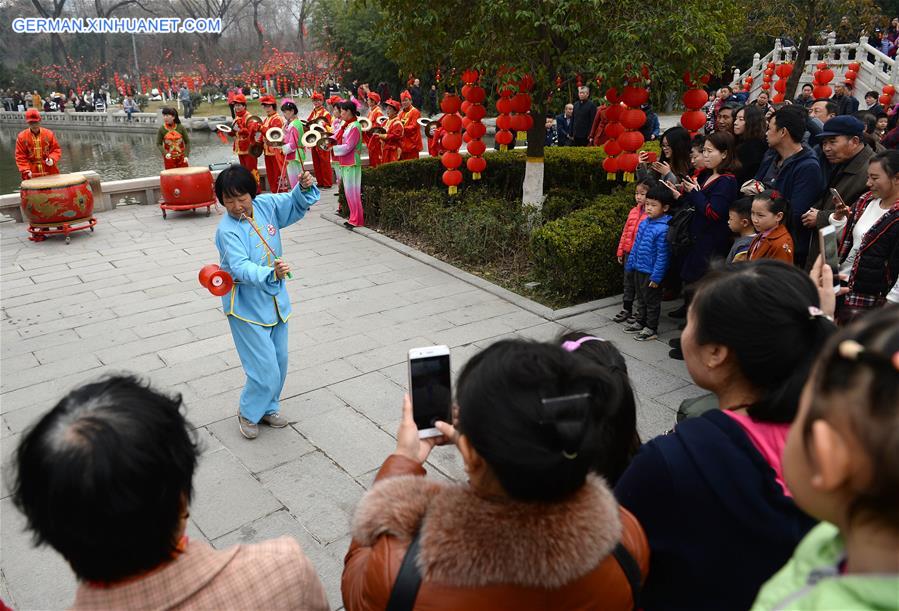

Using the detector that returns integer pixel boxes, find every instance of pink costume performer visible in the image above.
[332,113,363,227]
[278,98,306,190]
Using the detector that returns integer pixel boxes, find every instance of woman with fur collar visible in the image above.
[342,340,649,610]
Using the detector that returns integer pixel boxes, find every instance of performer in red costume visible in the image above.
[230,94,261,193]
[365,92,384,168]
[15,109,61,180]
[378,99,404,164]
[307,92,334,188]
[398,90,423,160]
[260,95,287,192]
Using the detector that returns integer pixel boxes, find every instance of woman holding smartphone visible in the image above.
[827,150,899,324]
[342,340,648,611]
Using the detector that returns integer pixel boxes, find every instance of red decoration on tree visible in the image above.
[462,71,487,180]
[495,82,514,151]
[681,87,706,134]
[440,93,464,194]
[680,110,706,132]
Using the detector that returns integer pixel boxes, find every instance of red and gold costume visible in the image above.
[365,92,385,168]
[379,100,405,164]
[230,94,261,193]
[15,110,61,180]
[158,123,190,170]
[260,95,287,193]
[397,91,423,160]
[307,93,334,188]
[427,123,445,157]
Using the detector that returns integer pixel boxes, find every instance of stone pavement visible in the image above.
[0,188,698,610]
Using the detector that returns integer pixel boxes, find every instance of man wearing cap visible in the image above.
[378,99,404,164]
[801,115,875,268]
[260,95,287,192]
[398,90,423,160]
[365,92,384,168]
[307,92,334,188]
[228,93,261,193]
[833,82,860,116]
[15,109,61,180]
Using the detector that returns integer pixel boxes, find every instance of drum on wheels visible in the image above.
[19,173,97,244]
[159,166,216,219]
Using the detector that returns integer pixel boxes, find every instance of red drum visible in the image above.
[20,173,94,224]
[159,166,216,219]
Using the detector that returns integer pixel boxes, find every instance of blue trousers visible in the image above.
[228,316,288,423]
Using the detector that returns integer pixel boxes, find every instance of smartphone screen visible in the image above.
[819,226,841,293]
[409,353,451,435]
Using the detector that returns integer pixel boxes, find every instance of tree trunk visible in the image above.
[253,1,264,50]
[522,99,547,208]
[785,4,818,99]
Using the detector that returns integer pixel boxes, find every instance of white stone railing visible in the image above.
[731,35,898,102]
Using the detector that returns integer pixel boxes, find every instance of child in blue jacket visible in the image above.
[624,183,673,341]
[214,164,320,440]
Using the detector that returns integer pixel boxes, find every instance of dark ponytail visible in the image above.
[456,339,627,500]
[690,260,836,422]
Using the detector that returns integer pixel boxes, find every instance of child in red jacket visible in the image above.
[613,178,653,323]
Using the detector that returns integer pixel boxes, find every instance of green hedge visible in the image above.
[531,189,636,301]
[340,142,659,223]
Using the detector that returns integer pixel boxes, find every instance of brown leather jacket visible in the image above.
[342,455,649,611]
[748,224,795,264]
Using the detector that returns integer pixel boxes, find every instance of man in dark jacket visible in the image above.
[756,106,826,268]
[555,103,574,146]
[571,86,597,146]
[409,79,423,111]
[833,83,860,115]
[801,115,874,269]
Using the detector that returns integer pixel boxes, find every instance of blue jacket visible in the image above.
[214,182,321,326]
[615,410,816,611]
[755,145,826,267]
[625,214,671,284]
[680,173,738,283]
[555,113,573,145]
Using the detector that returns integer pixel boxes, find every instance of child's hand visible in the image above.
[274,259,291,280]
[648,281,659,288]
[617,256,624,265]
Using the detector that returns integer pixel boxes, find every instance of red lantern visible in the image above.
[617,153,639,175]
[605,122,625,140]
[496,97,513,114]
[606,87,619,103]
[617,130,645,152]
[496,114,512,131]
[495,130,513,146]
[774,79,788,93]
[602,156,618,179]
[775,63,793,78]
[441,151,463,170]
[880,94,893,106]
[682,88,707,110]
[816,61,828,70]
[441,114,462,132]
[680,110,706,131]
[466,85,485,104]
[440,94,462,114]
[466,122,486,139]
[761,83,771,91]
[745,76,754,84]
[605,103,623,122]
[467,104,486,121]
[510,93,531,113]
[620,108,647,130]
[510,114,528,132]
[817,69,834,84]
[884,84,896,96]
[603,139,622,157]
[461,100,472,116]
[813,85,833,99]
[844,70,857,82]
[442,170,463,194]
[467,140,486,156]
[848,61,861,72]
[767,61,775,70]
[442,132,463,151]
[772,92,785,103]
[621,86,648,108]
[466,155,486,178]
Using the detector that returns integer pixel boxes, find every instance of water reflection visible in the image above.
[1,125,239,194]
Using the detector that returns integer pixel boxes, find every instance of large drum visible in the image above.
[20,173,94,225]
[159,166,216,219]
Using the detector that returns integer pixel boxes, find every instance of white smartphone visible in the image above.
[818,225,841,294]
[407,345,452,439]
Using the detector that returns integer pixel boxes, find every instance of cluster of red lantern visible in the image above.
[844,61,861,93]
[812,62,835,99]
[761,61,775,93]
[742,75,753,92]
[879,83,896,108]
[461,69,487,180]
[511,75,534,141]
[601,81,651,181]
[495,84,515,151]
[680,73,708,134]
[439,93,464,195]
[772,63,794,103]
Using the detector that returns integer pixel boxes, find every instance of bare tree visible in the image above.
[30,0,67,63]
[94,0,153,79]
[289,0,315,55]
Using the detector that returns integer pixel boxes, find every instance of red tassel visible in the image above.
[217,131,228,144]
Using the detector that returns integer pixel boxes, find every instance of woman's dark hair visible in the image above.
[871,149,899,176]
[161,107,180,124]
[636,176,656,191]
[557,332,640,485]
[280,100,298,114]
[214,164,258,202]
[753,189,791,230]
[11,375,199,582]
[456,339,626,500]
[659,126,692,178]
[689,260,835,422]
[706,131,740,174]
[690,134,706,150]
[736,104,766,141]
[645,183,676,209]
[804,308,899,528]
[337,100,359,117]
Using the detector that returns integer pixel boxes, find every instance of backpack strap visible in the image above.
[386,530,424,611]
[611,541,642,611]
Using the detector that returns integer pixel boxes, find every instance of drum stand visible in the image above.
[159,199,216,219]
[27,217,97,244]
